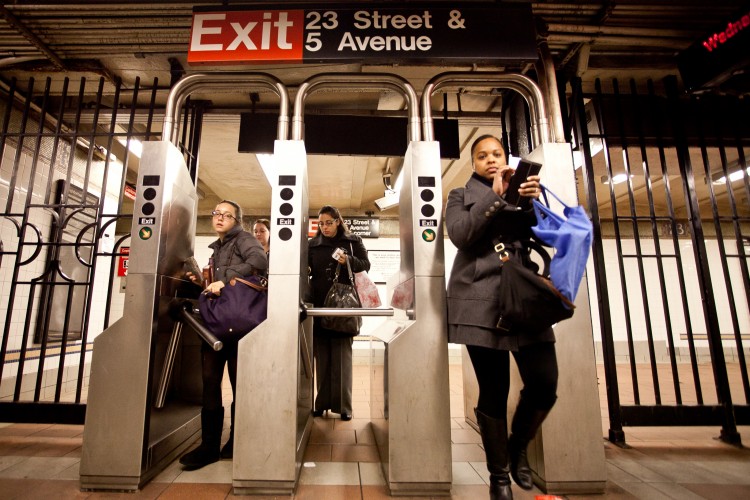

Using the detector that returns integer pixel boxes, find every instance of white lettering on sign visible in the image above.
[191,13,227,51]
[277,217,294,225]
[419,219,437,227]
[189,11,299,60]
[352,10,433,30]
[337,33,432,52]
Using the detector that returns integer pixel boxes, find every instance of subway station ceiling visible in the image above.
[0,1,747,218]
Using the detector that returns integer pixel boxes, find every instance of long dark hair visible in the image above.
[316,205,348,237]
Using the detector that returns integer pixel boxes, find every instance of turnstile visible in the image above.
[80,73,292,492]
[369,141,452,496]
[80,141,205,491]
[423,72,606,495]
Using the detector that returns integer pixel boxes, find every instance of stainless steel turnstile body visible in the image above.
[80,141,203,491]
[370,141,452,496]
[233,139,314,495]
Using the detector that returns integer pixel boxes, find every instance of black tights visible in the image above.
[467,343,558,419]
[201,341,238,411]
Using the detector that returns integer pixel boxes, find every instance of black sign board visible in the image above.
[677,6,750,91]
[189,3,536,65]
[239,113,460,158]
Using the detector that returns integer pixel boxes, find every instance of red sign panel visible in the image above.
[124,184,136,201]
[189,10,305,64]
[117,246,130,277]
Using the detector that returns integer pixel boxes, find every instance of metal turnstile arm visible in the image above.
[169,299,223,351]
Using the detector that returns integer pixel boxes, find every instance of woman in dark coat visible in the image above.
[180,200,267,469]
[308,205,370,421]
[446,135,555,500]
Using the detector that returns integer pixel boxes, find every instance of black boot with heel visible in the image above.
[220,402,235,459]
[508,399,550,490]
[179,407,224,470]
[475,408,513,500]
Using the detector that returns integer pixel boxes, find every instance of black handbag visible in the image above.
[198,275,268,341]
[321,259,362,336]
[495,240,575,333]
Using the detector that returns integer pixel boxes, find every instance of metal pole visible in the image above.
[291,73,420,142]
[162,73,290,145]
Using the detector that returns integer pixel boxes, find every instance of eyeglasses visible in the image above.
[319,220,337,227]
[211,210,236,221]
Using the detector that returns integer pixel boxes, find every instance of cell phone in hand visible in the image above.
[504,159,542,209]
[332,248,345,261]
[184,257,202,278]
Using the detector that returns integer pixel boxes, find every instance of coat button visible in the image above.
[489,206,496,212]
[485,211,491,217]
[494,201,501,208]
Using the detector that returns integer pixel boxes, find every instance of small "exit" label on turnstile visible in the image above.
[419,219,437,227]
[277,217,294,225]
[139,217,155,225]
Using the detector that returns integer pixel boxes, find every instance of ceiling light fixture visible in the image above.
[256,153,275,184]
[711,166,749,185]
[601,173,632,185]
[117,137,142,158]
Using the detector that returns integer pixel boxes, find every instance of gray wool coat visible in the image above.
[445,174,554,351]
[208,224,268,284]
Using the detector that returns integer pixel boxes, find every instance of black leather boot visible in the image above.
[221,402,234,459]
[475,409,513,500]
[180,407,224,470]
[508,400,549,490]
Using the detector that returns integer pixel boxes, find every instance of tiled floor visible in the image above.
[1,363,749,499]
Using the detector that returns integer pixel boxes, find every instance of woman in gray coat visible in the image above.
[180,200,267,470]
[446,135,556,500]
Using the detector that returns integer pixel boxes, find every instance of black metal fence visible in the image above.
[0,76,159,423]
[570,76,749,445]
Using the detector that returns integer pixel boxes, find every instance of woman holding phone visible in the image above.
[445,134,553,500]
[307,205,370,421]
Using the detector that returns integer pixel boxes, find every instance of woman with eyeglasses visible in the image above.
[307,205,370,421]
[180,200,267,470]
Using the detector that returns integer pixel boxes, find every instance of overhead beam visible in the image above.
[0,6,66,70]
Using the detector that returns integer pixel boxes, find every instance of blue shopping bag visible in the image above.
[531,185,593,304]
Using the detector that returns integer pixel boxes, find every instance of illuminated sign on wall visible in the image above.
[188,4,536,65]
[677,7,750,91]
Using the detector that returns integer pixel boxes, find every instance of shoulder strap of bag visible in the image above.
[538,184,571,210]
[232,276,268,291]
[492,238,551,276]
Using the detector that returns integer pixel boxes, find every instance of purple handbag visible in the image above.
[198,275,268,341]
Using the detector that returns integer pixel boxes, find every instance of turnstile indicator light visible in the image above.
[280,187,294,200]
[142,175,160,186]
[280,203,294,216]
[421,205,435,217]
[143,187,157,200]
[278,227,293,241]
[142,202,155,215]
[417,176,435,187]
[421,229,436,242]
[278,175,296,186]
[139,227,153,240]
[420,190,435,202]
